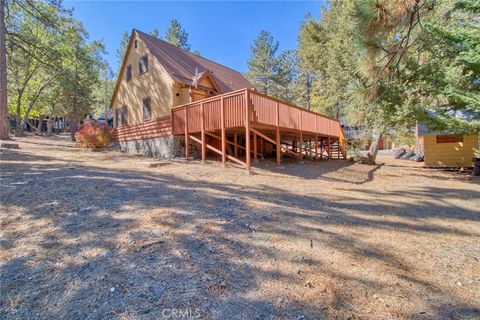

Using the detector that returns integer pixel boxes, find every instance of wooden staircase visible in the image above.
[328,138,346,160]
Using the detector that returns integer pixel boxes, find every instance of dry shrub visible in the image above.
[75,123,111,148]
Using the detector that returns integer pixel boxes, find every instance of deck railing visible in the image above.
[172,88,343,139]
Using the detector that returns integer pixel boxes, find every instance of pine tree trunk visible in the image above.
[70,119,77,141]
[47,116,53,135]
[0,0,9,140]
[15,117,23,137]
[364,132,382,165]
[36,117,43,135]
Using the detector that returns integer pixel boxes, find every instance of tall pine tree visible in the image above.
[0,0,8,139]
[163,19,190,51]
[116,31,129,74]
[297,3,357,118]
[150,28,159,38]
[410,0,480,133]
[246,30,280,96]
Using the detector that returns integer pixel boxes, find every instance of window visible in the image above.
[139,55,148,74]
[115,108,121,127]
[436,135,463,143]
[126,65,132,81]
[121,106,128,126]
[134,40,138,48]
[143,98,151,120]
[115,107,128,127]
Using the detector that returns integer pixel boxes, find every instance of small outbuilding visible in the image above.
[417,123,478,168]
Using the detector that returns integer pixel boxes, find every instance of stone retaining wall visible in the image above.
[112,135,200,159]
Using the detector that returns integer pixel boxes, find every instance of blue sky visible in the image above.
[65,1,324,73]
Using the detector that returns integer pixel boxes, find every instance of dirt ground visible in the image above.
[1,135,479,320]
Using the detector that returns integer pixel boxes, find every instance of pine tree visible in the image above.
[0,0,8,139]
[276,49,301,104]
[246,31,305,104]
[410,0,480,133]
[163,19,190,51]
[116,31,129,73]
[297,3,357,118]
[351,0,422,163]
[245,30,281,97]
[150,28,159,38]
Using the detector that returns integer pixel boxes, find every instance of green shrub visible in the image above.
[75,123,111,148]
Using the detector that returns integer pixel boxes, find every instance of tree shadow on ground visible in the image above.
[211,155,383,184]
[1,147,479,319]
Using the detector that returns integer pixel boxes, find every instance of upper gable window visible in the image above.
[126,65,132,81]
[143,98,151,121]
[139,55,148,74]
[134,40,138,48]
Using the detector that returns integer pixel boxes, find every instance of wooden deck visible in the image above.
[172,88,347,172]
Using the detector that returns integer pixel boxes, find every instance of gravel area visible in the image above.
[1,135,479,319]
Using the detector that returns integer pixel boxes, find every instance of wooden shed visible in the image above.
[417,124,479,168]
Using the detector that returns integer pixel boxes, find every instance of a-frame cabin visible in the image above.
[110,29,251,157]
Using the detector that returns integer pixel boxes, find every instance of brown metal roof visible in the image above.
[135,29,252,93]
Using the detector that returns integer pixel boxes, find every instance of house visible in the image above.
[110,29,252,157]
[111,29,347,171]
[417,122,479,168]
[343,125,394,150]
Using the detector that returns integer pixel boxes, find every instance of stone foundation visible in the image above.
[112,135,200,159]
[113,135,183,158]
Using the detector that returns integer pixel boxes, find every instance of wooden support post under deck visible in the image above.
[184,107,189,160]
[253,133,257,160]
[320,138,323,159]
[206,131,262,157]
[299,132,303,161]
[220,97,226,166]
[314,117,318,161]
[308,137,313,158]
[276,101,281,166]
[299,112,303,161]
[327,136,331,159]
[234,133,238,158]
[245,89,251,172]
[201,102,206,164]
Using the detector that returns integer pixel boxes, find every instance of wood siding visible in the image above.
[424,134,478,167]
[172,83,191,107]
[112,116,172,142]
[112,32,175,126]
